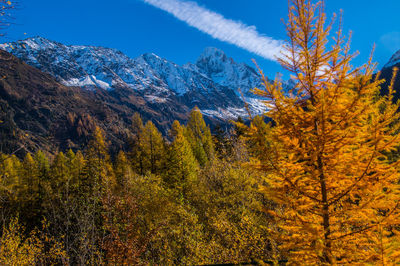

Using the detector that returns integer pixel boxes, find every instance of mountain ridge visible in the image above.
[0,37,269,119]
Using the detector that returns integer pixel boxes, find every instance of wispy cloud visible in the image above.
[380,32,400,54]
[142,0,283,62]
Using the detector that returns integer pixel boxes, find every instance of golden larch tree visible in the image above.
[250,0,400,264]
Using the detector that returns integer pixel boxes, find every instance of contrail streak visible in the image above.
[142,0,283,61]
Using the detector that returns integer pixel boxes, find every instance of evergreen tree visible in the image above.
[49,152,68,194]
[165,121,199,192]
[65,149,84,193]
[67,150,85,190]
[246,116,273,166]
[76,127,114,264]
[84,126,115,194]
[186,107,215,166]
[130,112,145,175]
[34,151,50,182]
[140,121,165,174]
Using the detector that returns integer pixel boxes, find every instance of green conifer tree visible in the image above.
[67,150,85,191]
[34,151,50,184]
[84,126,115,193]
[186,107,214,166]
[165,121,199,192]
[49,152,68,194]
[65,149,83,193]
[130,113,145,175]
[140,121,165,174]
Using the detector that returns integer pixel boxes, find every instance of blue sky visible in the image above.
[4,0,400,77]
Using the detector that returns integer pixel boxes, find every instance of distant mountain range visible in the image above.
[0,37,279,154]
[0,36,398,155]
[0,37,281,121]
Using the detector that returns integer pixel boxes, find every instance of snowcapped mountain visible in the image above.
[383,50,400,69]
[195,47,262,95]
[0,37,272,120]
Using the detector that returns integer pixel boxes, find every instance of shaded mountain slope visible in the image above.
[0,49,193,155]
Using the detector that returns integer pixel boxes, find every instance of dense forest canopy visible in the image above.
[0,109,277,265]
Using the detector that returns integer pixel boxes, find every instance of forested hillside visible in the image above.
[0,109,277,264]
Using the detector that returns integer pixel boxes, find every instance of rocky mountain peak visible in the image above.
[0,36,65,52]
[194,47,261,97]
[140,52,164,64]
[197,47,229,62]
[20,36,58,49]
[383,49,400,69]
[196,47,233,74]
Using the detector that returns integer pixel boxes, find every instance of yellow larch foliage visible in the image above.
[85,126,116,192]
[0,218,68,265]
[250,0,400,264]
[0,218,40,265]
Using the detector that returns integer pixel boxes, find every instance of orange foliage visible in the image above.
[102,192,152,265]
[250,0,400,264]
